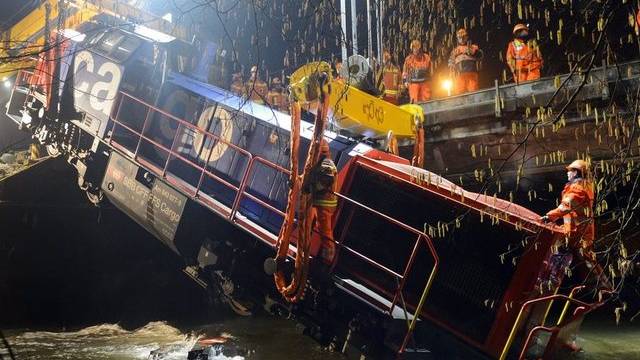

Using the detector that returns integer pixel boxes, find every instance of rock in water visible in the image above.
[0,152,16,164]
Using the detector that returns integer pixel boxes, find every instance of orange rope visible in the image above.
[274,80,331,302]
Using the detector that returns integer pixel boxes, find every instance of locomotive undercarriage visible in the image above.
[22,90,107,205]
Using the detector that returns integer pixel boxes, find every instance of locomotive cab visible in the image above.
[67,25,194,140]
[6,23,196,202]
[13,24,194,144]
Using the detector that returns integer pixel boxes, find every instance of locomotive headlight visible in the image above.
[3,80,11,89]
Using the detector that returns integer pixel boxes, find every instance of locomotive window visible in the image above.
[96,32,124,55]
[119,44,157,103]
[166,41,195,74]
[85,31,104,48]
[111,37,141,62]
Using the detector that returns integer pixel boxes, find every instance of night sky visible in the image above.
[0,1,39,30]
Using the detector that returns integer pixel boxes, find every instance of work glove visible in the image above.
[540,215,550,223]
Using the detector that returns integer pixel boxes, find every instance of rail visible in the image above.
[107,90,439,355]
[499,286,612,360]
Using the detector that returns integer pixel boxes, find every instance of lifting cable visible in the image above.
[273,75,331,303]
[387,104,425,168]
[411,124,425,168]
[385,125,423,167]
[385,130,399,156]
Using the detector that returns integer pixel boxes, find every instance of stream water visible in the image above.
[3,316,343,360]
[3,314,640,359]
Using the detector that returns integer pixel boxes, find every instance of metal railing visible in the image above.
[332,191,439,354]
[107,90,440,354]
[15,70,35,88]
[500,286,612,360]
[110,91,253,201]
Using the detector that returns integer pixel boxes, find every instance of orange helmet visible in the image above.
[318,157,336,177]
[513,23,529,34]
[410,40,421,50]
[456,28,468,37]
[566,159,589,173]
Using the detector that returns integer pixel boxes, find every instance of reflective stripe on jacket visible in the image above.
[383,64,401,94]
[449,44,482,73]
[312,158,338,208]
[506,39,543,73]
[403,53,432,83]
[546,178,595,247]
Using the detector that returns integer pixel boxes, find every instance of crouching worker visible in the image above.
[308,141,338,263]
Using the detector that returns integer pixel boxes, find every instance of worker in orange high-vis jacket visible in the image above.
[541,160,610,288]
[402,40,432,103]
[540,159,611,352]
[448,28,483,94]
[246,65,269,104]
[309,140,338,263]
[230,72,244,96]
[267,77,287,112]
[506,24,543,83]
[382,50,401,104]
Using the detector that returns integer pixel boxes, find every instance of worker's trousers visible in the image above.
[454,72,479,94]
[514,68,541,83]
[408,81,431,103]
[313,206,336,263]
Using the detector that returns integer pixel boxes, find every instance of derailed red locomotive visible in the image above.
[5,22,608,359]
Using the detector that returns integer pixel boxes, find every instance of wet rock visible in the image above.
[0,151,35,180]
[15,151,28,164]
[0,152,16,164]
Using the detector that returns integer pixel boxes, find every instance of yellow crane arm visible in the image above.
[289,61,424,139]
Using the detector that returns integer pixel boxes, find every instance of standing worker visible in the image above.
[448,28,483,94]
[540,160,610,288]
[267,77,287,112]
[381,50,401,104]
[506,24,543,83]
[246,65,269,104]
[308,140,338,263]
[402,40,432,103]
[230,72,244,96]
